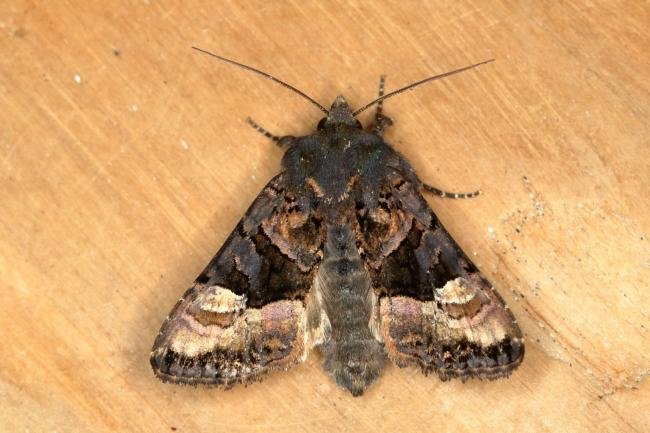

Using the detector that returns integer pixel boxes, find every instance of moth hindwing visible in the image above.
[151,63,524,397]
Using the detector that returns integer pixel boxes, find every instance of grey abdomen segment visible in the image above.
[317,224,384,396]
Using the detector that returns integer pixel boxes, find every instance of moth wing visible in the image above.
[363,172,524,380]
[150,174,324,386]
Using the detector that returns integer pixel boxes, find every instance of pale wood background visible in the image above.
[1,1,648,432]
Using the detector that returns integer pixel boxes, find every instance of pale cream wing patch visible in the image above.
[380,275,524,380]
[151,284,310,387]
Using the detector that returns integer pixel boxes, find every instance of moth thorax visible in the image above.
[189,286,246,327]
[434,277,486,319]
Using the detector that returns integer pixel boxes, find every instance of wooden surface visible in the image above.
[1,1,648,432]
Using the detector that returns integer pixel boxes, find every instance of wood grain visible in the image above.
[1,1,648,432]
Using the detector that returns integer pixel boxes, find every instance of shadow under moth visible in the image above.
[151,48,524,396]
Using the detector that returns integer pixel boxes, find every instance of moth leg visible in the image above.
[246,117,295,147]
[371,75,393,136]
[422,183,482,199]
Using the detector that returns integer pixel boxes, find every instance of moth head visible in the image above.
[317,95,363,130]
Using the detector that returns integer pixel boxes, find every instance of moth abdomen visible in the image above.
[315,224,385,395]
[322,338,385,397]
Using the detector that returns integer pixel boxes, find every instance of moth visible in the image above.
[150,48,524,396]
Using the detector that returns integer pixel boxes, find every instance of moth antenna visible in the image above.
[352,59,495,116]
[192,46,329,115]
